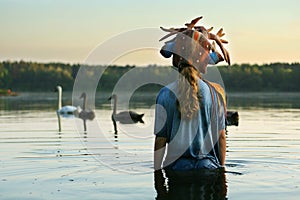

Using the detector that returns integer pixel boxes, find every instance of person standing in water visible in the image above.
[154,16,230,171]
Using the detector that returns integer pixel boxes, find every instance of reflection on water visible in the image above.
[154,169,227,200]
[0,92,300,199]
[114,132,119,142]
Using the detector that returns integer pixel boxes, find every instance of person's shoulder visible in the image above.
[209,82,225,95]
[201,80,225,95]
[199,79,210,90]
[158,81,177,95]
[198,79,212,104]
[203,80,227,107]
[156,81,177,102]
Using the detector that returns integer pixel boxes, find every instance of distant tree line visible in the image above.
[218,63,300,92]
[0,61,300,92]
[0,61,78,92]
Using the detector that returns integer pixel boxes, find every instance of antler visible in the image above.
[159,16,203,41]
[159,27,187,41]
[185,16,203,29]
[208,28,230,65]
[216,28,228,43]
[194,26,213,38]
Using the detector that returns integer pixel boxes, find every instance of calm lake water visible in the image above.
[0,92,300,199]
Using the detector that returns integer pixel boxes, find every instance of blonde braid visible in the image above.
[177,65,201,119]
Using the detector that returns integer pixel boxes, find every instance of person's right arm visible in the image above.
[209,83,227,166]
[218,129,226,166]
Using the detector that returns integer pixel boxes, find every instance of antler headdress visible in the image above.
[160,16,230,71]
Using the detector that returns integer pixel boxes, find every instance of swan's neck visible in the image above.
[112,96,117,115]
[82,96,87,110]
[58,89,62,110]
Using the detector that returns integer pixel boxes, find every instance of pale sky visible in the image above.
[0,0,299,65]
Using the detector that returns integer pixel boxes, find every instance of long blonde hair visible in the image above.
[177,65,202,119]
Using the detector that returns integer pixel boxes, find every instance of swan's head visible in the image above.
[54,85,62,93]
[108,94,117,101]
[80,92,87,99]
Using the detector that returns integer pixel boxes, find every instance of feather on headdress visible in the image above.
[160,16,230,71]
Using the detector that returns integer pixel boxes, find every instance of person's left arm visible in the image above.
[154,136,167,171]
[153,89,169,171]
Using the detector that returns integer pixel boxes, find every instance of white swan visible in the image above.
[55,85,77,132]
[78,92,95,132]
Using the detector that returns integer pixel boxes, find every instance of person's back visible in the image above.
[154,67,225,170]
[154,17,230,171]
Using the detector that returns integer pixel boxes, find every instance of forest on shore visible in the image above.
[0,61,300,93]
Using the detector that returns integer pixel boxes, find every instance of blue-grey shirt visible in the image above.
[154,79,225,168]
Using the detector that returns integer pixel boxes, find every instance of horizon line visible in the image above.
[1,59,299,67]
